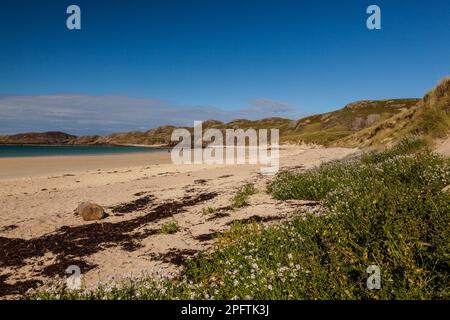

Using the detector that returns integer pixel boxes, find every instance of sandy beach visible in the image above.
[0,145,357,298]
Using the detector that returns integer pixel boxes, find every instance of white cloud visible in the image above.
[0,94,298,135]
[247,98,294,114]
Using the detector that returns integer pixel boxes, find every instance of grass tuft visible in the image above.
[202,207,218,215]
[161,221,179,234]
[231,183,256,208]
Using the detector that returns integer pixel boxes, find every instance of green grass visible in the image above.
[161,221,180,234]
[415,103,450,139]
[268,137,431,200]
[202,207,218,215]
[231,183,256,208]
[28,139,450,300]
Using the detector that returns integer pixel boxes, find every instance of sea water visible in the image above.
[0,145,163,158]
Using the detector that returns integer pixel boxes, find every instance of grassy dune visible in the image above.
[340,78,450,147]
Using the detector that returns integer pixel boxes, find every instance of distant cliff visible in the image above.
[0,132,77,145]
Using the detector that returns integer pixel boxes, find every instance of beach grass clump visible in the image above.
[161,221,180,234]
[202,207,218,215]
[231,183,256,208]
[267,137,432,201]
[29,140,450,300]
[360,136,430,164]
[267,161,351,201]
[415,77,450,138]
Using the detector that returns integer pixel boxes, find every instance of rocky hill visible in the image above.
[282,99,419,145]
[66,125,181,146]
[0,132,77,145]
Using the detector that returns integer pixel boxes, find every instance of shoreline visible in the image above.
[0,144,169,161]
[0,144,304,179]
[0,142,169,147]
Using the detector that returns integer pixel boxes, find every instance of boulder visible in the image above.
[76,202,105,221]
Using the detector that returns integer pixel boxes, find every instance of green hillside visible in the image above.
[283,99,419,145]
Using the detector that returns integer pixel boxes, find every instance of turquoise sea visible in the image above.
[0,145,164,158]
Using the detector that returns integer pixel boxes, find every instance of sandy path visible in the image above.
[435,136,450,157]
[0,145,357,298]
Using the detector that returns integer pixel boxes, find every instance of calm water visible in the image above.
[0,145,164,158]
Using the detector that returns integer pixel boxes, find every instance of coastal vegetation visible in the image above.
[28,137,450,299]
[202,207,218,215]
[161,221,180,235]
[231,183,257,209]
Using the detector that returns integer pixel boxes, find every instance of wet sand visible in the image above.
[0,151,171,180]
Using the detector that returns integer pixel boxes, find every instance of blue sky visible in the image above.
[0,0,449,134]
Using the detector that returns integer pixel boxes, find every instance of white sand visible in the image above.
[435,136,450,157]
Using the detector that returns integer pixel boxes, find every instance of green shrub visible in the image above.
[161,221,179,234]
[231,183,256,208]
[361,136,430,164]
